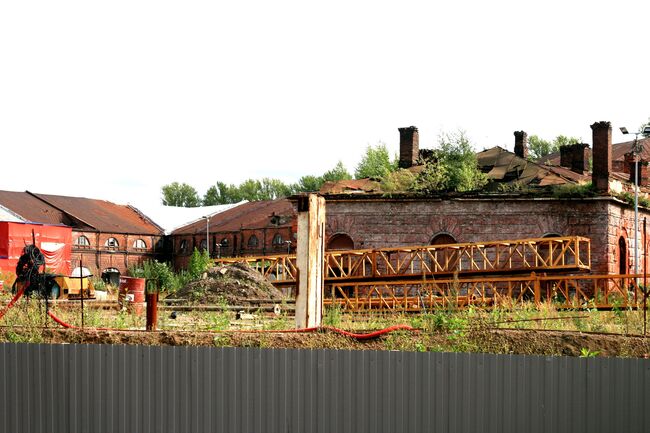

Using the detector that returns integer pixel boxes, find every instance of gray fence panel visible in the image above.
[2,343,650,433]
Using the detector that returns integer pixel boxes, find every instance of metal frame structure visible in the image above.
[215,236,591,286]
[323,273,645,312]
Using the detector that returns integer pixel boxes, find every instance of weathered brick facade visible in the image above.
[323,195,650,275]
[71,231,164,277]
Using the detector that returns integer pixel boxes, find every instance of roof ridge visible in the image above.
[26,191,98,230]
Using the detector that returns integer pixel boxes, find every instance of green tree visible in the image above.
[259,178,293,200]
[354,143,397,179]
[322,161,352,182]
[161,182,201,207]
[293,175,324,192]
[412,130,487,193]
[528,135,581,160]
[203,181,242,205]
[187,248,212,279]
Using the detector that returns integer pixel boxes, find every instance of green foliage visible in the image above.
[552,182,596,199]
[203,181,242,205]
[380,169,418,193]
[130,260,176,293]
[579,347,599,358]
[322,161,353,183]
[161,182,201,207]
[187,248,212,279]
[354,143,397,179]
[411,131,488,193]
[528,134,581,160]
[293,175,324,193]
[616,191,650,208]
[323,304,342,327]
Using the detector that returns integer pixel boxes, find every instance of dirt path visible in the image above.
[3,326,648,358]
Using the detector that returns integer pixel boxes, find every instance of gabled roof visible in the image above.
[172,199,295,235]
[0,190,163,235]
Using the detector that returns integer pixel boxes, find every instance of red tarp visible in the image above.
[0,222,72,277]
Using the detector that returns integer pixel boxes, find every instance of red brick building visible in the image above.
[0,191,164,283]
[171,199,296,269]
[320,122,650,276]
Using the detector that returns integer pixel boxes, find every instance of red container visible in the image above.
[119,276,146,306]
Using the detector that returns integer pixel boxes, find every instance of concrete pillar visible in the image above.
[295,194,325,329]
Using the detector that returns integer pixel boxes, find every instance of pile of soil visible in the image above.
[174,262,285,305]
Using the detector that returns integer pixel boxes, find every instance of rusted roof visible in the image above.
[538,138,650,166]
[0,190,163,235]
[319,179,381,194]
[172,199,295,235]
[476,146,585,186]
[33,192,163,235]
[0,190,82,227]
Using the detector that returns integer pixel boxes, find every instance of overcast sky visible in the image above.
[2,1,649,208]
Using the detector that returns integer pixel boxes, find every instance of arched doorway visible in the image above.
[429,233,459,273]
[326,233,354,283]
[619,236,627,275]
[101,268,121,286]
[327,233,354,251]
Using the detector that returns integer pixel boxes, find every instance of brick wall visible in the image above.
[324,196,650,275]
[70,231,163,276]
[172,226,297,271]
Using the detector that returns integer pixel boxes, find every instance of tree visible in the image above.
[412,130,487,193]
[322,161,352,182]
[161,182,201,207]
[203,181,242,205]
[528,135,581,160]
[354,143,397,179]
[259,178,293,200]
[293,175,324,192]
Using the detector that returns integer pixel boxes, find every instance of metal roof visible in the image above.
[0,190,163,235]
[172,199,295,235]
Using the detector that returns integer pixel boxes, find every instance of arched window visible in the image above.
[542,232,563,238]
[272,233,284,246]
[179,239,188,254]
[430,233,457,245]
[133,239,147,249]
[619,236,627,275]
[105,237,119,248]
[220,238,229,248]
[327,233,354,251]
[248,235,259,248]
[430,233,459,272]
[200,239,207,251]
[75,235,90,247]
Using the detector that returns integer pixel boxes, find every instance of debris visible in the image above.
[174,261,285,305]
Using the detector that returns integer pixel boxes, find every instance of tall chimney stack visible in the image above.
[514,131,528,159]
[398,126,419,169]
[591,121,612,192]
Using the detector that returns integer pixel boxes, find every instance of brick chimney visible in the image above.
[398,126,419,169]
[625,152,649,186]
[591,121,612,192]
[513,131,528,159]
[559,143,589,174]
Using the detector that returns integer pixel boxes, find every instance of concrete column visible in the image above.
[295,194,326,329]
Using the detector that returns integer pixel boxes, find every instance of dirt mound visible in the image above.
[174,262,285,305]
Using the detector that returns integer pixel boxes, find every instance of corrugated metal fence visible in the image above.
[1,343,649,433]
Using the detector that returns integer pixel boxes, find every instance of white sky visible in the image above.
[2,0,649,208]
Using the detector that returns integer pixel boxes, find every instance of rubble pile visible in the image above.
[175,262,285,305]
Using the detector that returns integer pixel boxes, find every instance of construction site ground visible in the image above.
[2,261,650,358]
[1,314,650,358]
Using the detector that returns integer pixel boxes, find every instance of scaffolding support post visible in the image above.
[295,194,326,329]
